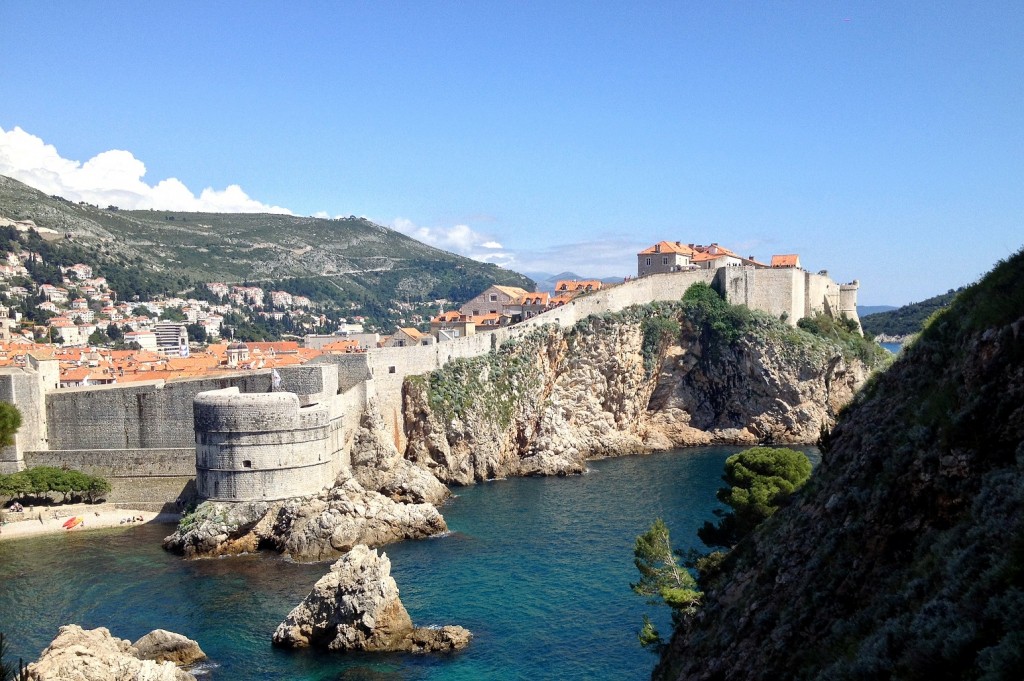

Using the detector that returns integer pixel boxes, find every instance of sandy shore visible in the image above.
[0,504,180,541]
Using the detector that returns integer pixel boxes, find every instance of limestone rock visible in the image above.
[272,544,471,654]
[132,629,206,666]
[407,626,474,653]
[27,625,196,681]
[272,479,448,562]
[164,480,447,562]
[403,312,876,484]
[161,500,271,558]
[351,402,450,505]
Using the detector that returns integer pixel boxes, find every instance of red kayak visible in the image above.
[62,516,83,529]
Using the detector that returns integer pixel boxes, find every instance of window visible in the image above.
[388,366,396,374]
[489,294,498,302]
[662,256,669,265]
[645,257,651,266]
[242,460,252,468]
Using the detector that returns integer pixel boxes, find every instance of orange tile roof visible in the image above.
[771,254,800,268]
[638,241,696,256]
[322,340,361,353]
[431,311,464,323]
[517,292,550,305]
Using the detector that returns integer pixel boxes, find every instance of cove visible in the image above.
[1,447,739,680]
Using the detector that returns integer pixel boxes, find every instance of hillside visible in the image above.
[860,289,962,337]
[0,175,532,315]
[655,249,1024,680]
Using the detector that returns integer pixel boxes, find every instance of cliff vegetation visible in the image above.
[653,249,1024,680]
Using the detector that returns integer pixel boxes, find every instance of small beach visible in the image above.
[0,503,180,541]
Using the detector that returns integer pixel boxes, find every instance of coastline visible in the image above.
[0,504,180,541]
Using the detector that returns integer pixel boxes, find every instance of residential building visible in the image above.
[154,322,189,358]
[637,241,696,276]
[459,285,530,318]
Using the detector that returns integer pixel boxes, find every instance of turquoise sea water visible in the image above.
[880,342,902,354]
[1,447,740,680]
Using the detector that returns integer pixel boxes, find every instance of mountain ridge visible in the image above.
[0,174,533,326]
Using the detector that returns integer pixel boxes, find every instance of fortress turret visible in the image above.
[194,387,336,502]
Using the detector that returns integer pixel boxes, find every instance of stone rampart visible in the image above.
[194,388,337,502]
[22,447,195,512]
[1,265,859,502]
[45,372,270,451]
[276,364,338,405]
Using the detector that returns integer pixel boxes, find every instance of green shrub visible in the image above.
[698,447,812,548]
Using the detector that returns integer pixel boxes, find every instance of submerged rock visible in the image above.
[27,625,199,681]
[272,544,471,654]
[163,479,447,562]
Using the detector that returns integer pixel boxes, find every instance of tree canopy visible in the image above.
[698,447,812,548]
[631,518,702,650]
[0,403,21,447]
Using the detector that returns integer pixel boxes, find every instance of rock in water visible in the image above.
[163,479,447,561]
[27,625,197,681]
[132,629,206,666]
[272,544,471,653]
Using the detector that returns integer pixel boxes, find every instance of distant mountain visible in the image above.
[857,305,897,317]
[861,288,964,337]
[523,271,624,293]
[0,175,533,311]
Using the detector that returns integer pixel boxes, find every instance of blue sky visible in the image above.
[1,2,1021,305]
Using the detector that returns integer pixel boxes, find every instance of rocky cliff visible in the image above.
[654,251,1024,680]
[403,295,885,484]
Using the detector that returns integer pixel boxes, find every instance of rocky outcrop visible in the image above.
[27,626,200,681]
[351,402,450,505]
[163,479,447,561]
[654,252,1024,680]
[272,544,471,653]
[404,304,879,484]
[271,479,448,561]
[132,630,206,667]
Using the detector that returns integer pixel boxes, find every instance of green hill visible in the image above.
[860,289,962,337]
[0,175,533,330]
[655,249,1024,679]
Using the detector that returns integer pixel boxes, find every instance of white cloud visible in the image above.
[390,217,517,265]
[512,237,641,279]
[0,125,292,214]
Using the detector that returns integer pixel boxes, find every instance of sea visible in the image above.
[880,342,902,354]
[1,447,743,680]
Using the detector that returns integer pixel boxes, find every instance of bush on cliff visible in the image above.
[698,447,812,549]
[681,283,752,344]
[797,313,889,365]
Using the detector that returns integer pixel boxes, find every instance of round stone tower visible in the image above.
[193,387,335,502]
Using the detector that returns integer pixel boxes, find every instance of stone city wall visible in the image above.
[45,373,271,451]
[0,266,859,502]
[22,447,195,512]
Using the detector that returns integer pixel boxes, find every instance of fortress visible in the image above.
[0,264,859,509]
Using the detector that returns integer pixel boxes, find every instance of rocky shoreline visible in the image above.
[163,478,447,562]
[402,308,878,484]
